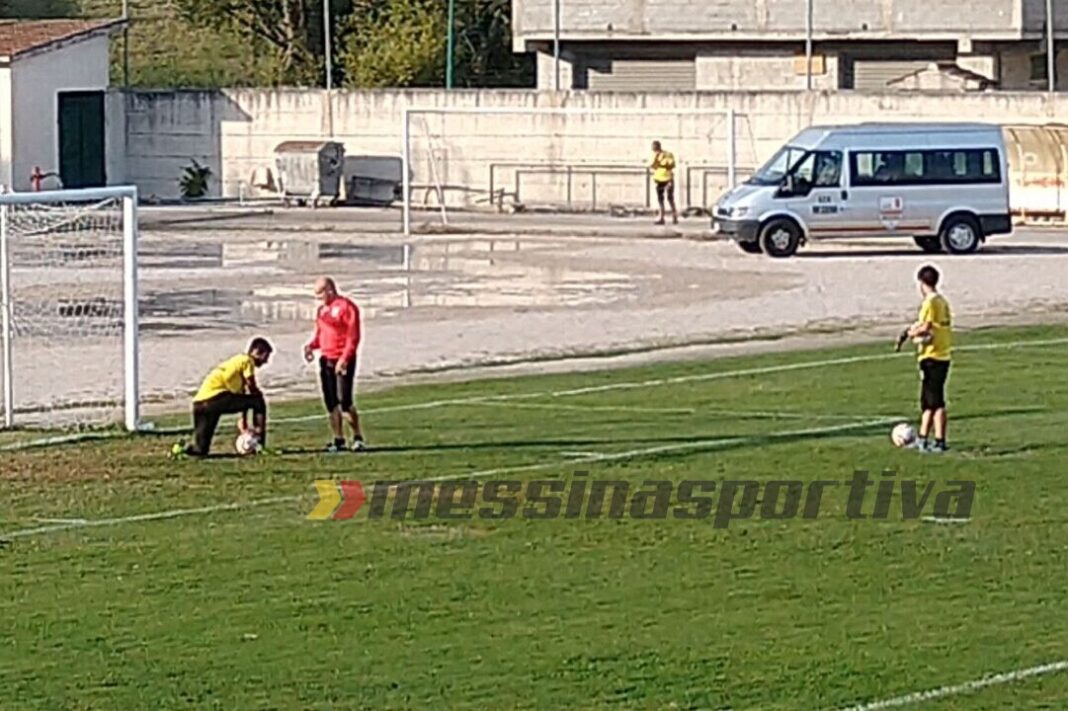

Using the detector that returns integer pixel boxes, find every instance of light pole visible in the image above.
[1047,0,1056,92]
[324,0,333,92]
[446,0,456,89]
[553,0,561,90]
[805,0,813,90]
[122,0,129,88]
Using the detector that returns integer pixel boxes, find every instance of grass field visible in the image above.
[3,325,1068,710]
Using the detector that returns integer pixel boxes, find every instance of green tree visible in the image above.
[173,0,324,85]
[454,0,533,88]
[340,0,445,88]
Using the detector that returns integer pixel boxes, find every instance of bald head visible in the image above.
[314,277,338,305]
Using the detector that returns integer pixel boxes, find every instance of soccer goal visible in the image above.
[0,186,139,432]
[401,107,747,235]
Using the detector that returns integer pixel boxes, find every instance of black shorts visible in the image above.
[919,358,950,411]
[320,356,356,411]
[655,180,675,203]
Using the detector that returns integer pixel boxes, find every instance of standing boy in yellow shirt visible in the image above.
[896,265,952,453]
[650,140,678,226]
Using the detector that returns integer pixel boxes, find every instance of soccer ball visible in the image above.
[890,423,917,448]
[235,431,261,456]
[912,333,933,346]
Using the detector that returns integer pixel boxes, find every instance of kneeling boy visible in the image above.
[176,337,273,457]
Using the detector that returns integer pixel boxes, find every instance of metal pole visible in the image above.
[446,0,456,89]
[805,0,814,90]
[324,0,333,91]
[122,193,140,432]
[122,0,130,88]
[554,0,562,90]
[1047,0,1056,92]
[727,108,737,189]
[1,205,13,428]
[402,109,412,236]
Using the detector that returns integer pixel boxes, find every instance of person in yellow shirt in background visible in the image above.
[173,337,273,458]
[650,140,678,226]
[895,265,952,453]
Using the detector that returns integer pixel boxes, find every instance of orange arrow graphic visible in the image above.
[333,481,366,520]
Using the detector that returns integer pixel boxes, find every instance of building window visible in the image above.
[1031,54,1049,82]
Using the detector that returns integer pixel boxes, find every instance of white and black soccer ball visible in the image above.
[890,423,916,448]
[235,431,261,456]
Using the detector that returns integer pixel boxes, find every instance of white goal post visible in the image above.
[401,107,743,236]
[0,186,139,432]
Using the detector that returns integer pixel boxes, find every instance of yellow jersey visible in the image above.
[193,354,256,402]
[916,293,952,361]
[651,151,676,183]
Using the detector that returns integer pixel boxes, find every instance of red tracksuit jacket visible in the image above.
[307,296,361,362]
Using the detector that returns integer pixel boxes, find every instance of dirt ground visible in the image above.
[9,206,1068,423]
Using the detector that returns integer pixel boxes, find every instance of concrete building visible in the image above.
[0,19,124,191]
[512,0,1068,92]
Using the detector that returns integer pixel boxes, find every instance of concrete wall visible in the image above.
[514,0,1030,41]
[9,35,111,191]
[999,48,1068,90]
[120,88,1068,208]
[0,68,12,188]
[697,51,840,90]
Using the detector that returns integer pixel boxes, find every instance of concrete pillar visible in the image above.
[537,51,575,91]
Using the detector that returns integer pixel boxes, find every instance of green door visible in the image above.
[58,91,106,189]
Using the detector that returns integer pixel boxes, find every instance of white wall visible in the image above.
[0,67,12,188]
[120,88,1068,207]
[696,52,840,90]
[10,35,111,191]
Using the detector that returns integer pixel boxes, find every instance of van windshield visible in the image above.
[748,146,808,186]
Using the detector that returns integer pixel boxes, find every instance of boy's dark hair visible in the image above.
[248,337,274,354]
[917,265,940,288]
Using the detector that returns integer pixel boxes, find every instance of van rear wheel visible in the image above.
[940,215,982,254]
[913,236,943,254]
[759,219,802,258]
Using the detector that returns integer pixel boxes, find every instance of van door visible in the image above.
[782,150,847,238]
[847,150,930,237]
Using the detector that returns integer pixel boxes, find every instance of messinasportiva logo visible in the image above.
[308,471,975,527]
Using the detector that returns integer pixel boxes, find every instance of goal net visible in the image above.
[401,108,748,235]
[0,187,139,431]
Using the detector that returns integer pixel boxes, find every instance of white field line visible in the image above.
[0,496,302,541]
[270,335,1068,426]
[1,417,896,542]
[836,659,1068,710]
[2,335,1064,451]
[921,516,971,525]
[457,401,697,415]
[453,402,890,421]
[407,416,900,486]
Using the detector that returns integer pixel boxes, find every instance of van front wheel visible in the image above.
[759,219,802,258]
[940,216,982,254]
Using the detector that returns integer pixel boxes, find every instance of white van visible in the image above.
[712,123,1012,257]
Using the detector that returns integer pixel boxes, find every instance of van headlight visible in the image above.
[730,206,749,217]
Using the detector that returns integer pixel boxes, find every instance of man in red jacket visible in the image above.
[303,276,366,452]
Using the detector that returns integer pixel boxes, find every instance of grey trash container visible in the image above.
[274,141,345,207]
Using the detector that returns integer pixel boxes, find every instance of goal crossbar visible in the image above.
[0,185,140,431]
[401,107,739,234]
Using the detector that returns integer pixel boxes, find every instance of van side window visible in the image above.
[790,151,842,188]
[850,149,1001,186]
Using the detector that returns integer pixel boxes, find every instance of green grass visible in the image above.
[4,325,1068,710]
